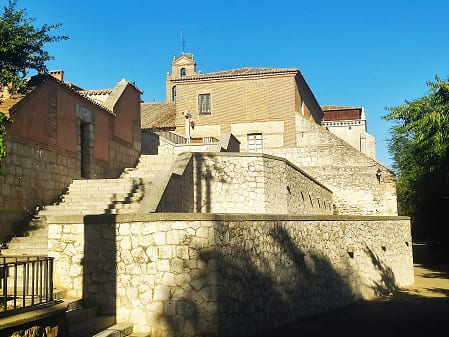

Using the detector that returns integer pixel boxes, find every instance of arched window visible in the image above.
[172,86,176,102]
[180,68,186,77]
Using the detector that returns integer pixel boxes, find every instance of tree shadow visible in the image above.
[161,223,359,337]
[363,246,397,296]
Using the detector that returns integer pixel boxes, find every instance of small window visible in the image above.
[198,94,211,114]
[181,68,186,77]
[172,86,176,102]
[247,133,263,153]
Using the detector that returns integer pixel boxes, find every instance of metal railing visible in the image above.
[0,256,54,314]
[155,131,187,144]
[156,131,219,145]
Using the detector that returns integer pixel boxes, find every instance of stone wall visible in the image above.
[0,131,140,241]
[47,213,414,337]
[267,115,398,215]
[191,153,332,215]
[0,136,78,240]
[156,153,332,215]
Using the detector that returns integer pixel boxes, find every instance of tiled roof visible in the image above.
[172,67,298,81]
[0,73,116,119]
[79,89,113,105]
[141,102,176,129]
[80,79,143,110]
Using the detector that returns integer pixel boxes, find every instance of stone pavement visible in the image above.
[255,243,449,337]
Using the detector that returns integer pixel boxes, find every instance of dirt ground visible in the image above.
[255,243,449,337]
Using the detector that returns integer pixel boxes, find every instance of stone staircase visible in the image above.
[0,154,184,336]
[0,154,179,257]
[65,298,149,337]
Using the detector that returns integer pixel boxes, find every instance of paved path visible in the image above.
[256,243,449,337]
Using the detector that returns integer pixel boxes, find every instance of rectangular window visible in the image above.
[248,133,263,153]
[198,94,211,114]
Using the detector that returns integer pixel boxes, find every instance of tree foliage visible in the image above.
[0,0,67,174]
[384,76,449,249]
[0,0,68,92]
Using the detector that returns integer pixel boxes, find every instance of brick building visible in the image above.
[164,53,323,152]
[142,54,397,216]
[0,71,141,240]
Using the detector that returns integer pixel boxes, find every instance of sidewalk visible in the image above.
[256,243,449,337]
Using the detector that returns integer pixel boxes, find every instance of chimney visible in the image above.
[50,70,64,82]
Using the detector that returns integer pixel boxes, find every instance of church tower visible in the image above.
[166,54,197,102]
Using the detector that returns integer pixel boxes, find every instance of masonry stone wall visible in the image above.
[0,134,139,242]
[267,115,398,215]
[107,136,140,178]
[48,213,413,337]
[159,153,332,215]
[0,137,79,240]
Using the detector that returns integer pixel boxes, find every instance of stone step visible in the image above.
[70,178,136,185]
[68,315,116,337]
[67,306,99,325]
[92,324,133,337]
[38,208,137,216]
[67,185,139,192]
[15,229,48,238]
[129,333,151,337]
[1,248,48,256]
[8,236,47,244]
[6,240,47,249]
[43,201,140,211]
[122,171,159,178]
[64,191,143,199]
[5,241,47,250]
[62,194,143,203]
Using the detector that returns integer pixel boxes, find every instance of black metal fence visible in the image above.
[0,256,54,314]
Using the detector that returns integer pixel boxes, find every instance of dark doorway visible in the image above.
[80,122,90,178]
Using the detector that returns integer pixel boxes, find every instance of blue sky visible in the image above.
[14,0,449,168]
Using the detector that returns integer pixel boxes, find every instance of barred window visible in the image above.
[198,94,211,114]
[181,68,186,77]
[248,133,263,153]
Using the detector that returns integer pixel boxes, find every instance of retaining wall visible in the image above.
[190,153,332,215]
[267,115,398,215]
[48,213,414,337]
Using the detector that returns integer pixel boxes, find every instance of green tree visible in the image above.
[384,76,449,252]
[0,0,67,174]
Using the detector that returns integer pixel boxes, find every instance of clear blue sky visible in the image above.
[16,0,449,168]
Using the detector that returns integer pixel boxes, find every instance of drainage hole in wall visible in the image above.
[381,246,387,251]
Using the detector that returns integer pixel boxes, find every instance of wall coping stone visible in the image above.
[46,213,410,225]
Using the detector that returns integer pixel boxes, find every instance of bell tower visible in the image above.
[166,54,197,102]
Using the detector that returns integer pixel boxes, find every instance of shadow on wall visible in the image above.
[142,131,161,155]
[364,246,397,296]
[160,225,375,337]
[83,215,117,316]
[194,156,230,213]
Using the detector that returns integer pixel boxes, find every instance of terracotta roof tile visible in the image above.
[172,67,298,82]
[0,73,116,119]
[141,102,176,129]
